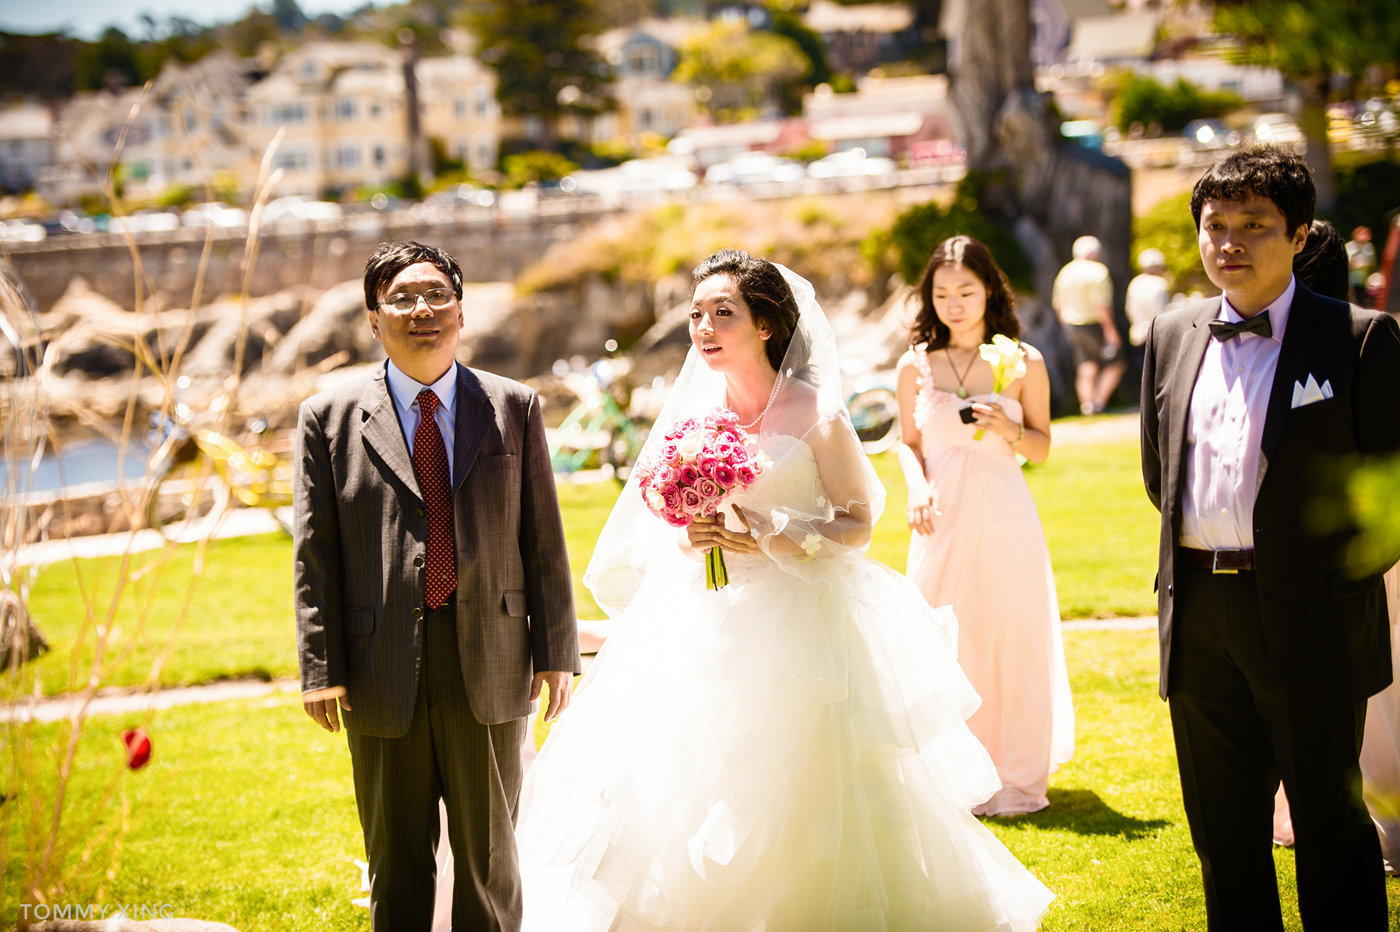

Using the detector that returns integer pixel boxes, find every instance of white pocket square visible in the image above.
[1290,374,1334,409]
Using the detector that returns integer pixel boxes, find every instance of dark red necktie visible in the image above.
[413,389,456,608]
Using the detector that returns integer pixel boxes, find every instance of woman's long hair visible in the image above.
[909,235,1021,350]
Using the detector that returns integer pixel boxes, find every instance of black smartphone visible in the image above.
[958,404,977,424]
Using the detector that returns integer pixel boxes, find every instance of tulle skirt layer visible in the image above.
[517,551,1054,931]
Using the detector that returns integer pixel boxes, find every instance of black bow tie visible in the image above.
[1208,311,1272,341]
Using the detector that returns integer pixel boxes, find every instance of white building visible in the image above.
[0,102,55,193]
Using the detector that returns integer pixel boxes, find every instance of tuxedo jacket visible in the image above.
[294,362,580,737]
[1141,284,1400,702]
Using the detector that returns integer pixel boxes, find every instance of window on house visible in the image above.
[336,98,356,121]
[273,147,311,171]
[454,97,467,119]
[269,103,308,125]
[337,143,360,169]
[373,145,385,167]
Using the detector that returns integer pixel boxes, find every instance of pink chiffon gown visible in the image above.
[905,352,1075,816]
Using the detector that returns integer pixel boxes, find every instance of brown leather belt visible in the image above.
[1180,547,1255,574]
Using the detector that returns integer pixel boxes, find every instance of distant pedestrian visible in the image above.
[1052,235,1125,415]
[1347,225,1377,306]
[1125,247,1170,371]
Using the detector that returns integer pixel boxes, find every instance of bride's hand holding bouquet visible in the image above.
[634,409,767,589]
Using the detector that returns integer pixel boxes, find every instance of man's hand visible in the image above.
[304,695,352,733]
[531,670,574,723]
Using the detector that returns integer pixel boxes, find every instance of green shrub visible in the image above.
[1111,72,1242,134]
[1131,190,1212,296]
[882,172,1033,290]
[502,150,580,188]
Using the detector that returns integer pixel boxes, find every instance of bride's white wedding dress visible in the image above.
[514,433,1054,930]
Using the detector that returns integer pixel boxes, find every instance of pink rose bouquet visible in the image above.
[634,409,765,589]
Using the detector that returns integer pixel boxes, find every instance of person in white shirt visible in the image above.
[1124,247,1169,371]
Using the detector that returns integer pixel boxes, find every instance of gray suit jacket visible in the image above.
[294,362,580,736]
[1140,285,1400,702]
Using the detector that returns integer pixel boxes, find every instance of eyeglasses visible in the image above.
[380,289,456,312]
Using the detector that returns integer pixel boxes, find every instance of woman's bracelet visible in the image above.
[1009,422,1025,448]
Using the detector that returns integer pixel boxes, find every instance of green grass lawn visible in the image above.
[7,629,1398,930]
[17,437,1159,697]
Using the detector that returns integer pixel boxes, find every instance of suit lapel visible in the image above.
[359,365,422,501]
[453,364,493,492]
[1259,285,1320,478]
[1168,301,1219,504]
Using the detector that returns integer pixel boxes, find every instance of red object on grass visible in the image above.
[121,728,151,770]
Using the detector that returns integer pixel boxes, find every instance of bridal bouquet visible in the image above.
[974,335,1028,441]
[635,409,765,590]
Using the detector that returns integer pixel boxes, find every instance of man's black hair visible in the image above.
[1189,145,1315,237]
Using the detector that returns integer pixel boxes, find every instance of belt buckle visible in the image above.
[1211,551,1239,575]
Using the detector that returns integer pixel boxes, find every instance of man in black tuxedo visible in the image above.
[1141,145,1400,929]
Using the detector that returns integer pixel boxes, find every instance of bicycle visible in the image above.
[143,413,294,541]
[548,357,651,479]
[845,372,901,454]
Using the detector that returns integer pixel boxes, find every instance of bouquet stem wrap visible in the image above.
[705,547,729,590]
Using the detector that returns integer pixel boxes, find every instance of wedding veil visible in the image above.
[583,259,885,616]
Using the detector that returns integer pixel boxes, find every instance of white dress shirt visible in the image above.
[1180,276,1296,551]
[386,360,458,485]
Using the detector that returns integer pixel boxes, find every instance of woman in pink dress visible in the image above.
[894,235,1075,816]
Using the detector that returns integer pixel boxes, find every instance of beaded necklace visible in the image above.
[732,371,785,430]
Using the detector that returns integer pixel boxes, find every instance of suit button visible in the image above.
[416,507,426,519]
[1167,584,1174,597]
[412,607,423,621]
[413,554,425,567]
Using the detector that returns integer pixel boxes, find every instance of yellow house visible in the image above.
[244,41,501,198]
[244,41,411,198]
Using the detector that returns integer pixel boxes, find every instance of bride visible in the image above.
[513,250,1054,930]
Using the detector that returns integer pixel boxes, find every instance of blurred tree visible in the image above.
[1213,0,1400,213]
[73,27,149,90]
[673,20,807,121]
[770,8,830,112]
[946,0,1132,406]
[271,0,308,31]
[0,32,80,101]
[466,0,616,149]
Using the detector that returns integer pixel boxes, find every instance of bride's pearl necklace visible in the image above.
[732,371,784,431]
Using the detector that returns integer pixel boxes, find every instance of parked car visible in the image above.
[110,209,181,234]
[182,202,248,229]
[904,139,966,167]
[0,219,46,243]
[1250,113,1304,146]
[806,148,897,181]
[259,195,342,227]
[1183,119,1242,150]
[705,153,805,187]
[422,184,497,209]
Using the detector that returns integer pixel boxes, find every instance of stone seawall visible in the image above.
[3,206,609,312]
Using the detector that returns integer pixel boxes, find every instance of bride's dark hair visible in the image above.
[910,235,1021,350]
[692,249,800,372]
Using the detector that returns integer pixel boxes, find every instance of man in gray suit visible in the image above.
[294,241,580,930]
